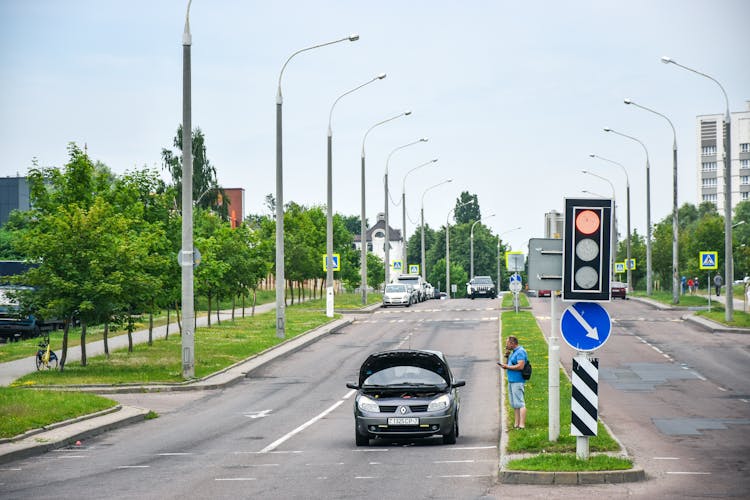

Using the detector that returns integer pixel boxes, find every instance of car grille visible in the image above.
[378,404,429,413]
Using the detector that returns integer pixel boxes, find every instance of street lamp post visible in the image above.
[662,56,734,320]
[624,98,679,305]
[360,111,412,306]
[384,138,428,285]
[605,125,653,295]
[582,170,617,280]
[276,34,359,337]
[326,73,387,317]
[420,179,452,281]
[403,159,438,269]
[470,214,496,279]
[445,199,475,298]
[590,152,632,291]
[181,0,195,378]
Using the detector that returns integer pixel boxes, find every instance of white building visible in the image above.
[697,101,750,215]
[353,213,404,277]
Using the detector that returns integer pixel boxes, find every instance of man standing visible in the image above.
[714,273,724,297]
[498,335,528,430]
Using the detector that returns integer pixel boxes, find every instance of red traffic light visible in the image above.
[575,209,600,235]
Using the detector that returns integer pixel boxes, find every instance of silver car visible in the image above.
[346,349,465,446]
[382,283,412,307]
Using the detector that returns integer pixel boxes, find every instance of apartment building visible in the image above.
[697,102,750,215]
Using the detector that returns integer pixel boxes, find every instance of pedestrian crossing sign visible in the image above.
[615,262,625,273]
[626,258,636,270]
[392,260,402,271]
[408,264,420,274]
[699,251,718,270]
[323,253,341,271]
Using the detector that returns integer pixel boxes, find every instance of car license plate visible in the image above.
[387,417,419,425]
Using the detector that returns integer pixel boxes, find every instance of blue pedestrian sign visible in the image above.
[322,253,341,272]
[393,260,403,271]
[560,302,612,352]
[510,273,522,284]
[699,251,718,270]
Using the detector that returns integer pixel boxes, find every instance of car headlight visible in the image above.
[357,395,380,413]
[427,394,450,412]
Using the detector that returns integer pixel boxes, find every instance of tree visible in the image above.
[162,125,228,219]
[367,253,385,292]
[454,192,480,225]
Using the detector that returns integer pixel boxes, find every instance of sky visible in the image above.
[1,0,748,255]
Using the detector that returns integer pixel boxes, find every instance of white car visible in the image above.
[424,282,435,299]
[382,283,412,307]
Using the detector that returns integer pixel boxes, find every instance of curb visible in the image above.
[498,468,646,484]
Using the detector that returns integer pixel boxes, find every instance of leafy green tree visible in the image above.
[454,192,480,225]
[367,252,385,292]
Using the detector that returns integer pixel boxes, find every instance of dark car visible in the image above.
[537,289,551,298]
[346,349,465,446]
[611,281,628,299]
[466,276,497,299]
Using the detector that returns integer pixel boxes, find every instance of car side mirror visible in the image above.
[453,380,466,388]
[346,382,359,390]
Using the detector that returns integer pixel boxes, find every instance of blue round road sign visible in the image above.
[560,302,612,352]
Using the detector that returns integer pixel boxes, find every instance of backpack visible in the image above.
[521,360,532,380]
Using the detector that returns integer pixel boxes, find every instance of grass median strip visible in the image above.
[500,310,629,471]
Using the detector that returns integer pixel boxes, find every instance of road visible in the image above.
[0,298,503,500]
[3,296,749,499]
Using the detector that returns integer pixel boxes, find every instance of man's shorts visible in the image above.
[508,382,525,409]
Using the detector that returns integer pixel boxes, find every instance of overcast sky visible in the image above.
[1,0,748,254]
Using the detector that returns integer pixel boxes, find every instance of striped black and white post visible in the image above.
[571,355,598,459]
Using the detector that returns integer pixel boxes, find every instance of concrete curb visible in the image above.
[498,468,646,484]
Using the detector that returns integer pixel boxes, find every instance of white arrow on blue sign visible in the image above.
[560,302,612,352]
[510,274,522,283]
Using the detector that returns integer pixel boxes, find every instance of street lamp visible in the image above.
[582,170,617,280]
[590,152,632,291]
[326,73,387,317]
[624,97,679,305]
[275,34,359,337]
[384,138,429,284]
[662,56,734,320]
[180,0,195,378]
[604,125,653,295]
[470,214,496,279]
[420,179,452,281]
[360,111,412,306]
[498,227,521,290]
[446,199,475,298]
[403,159,438,268]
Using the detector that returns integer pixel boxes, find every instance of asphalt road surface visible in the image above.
[3,296,748,499]
[1,298,503,500]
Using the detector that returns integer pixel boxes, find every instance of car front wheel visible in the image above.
[355,427,370,446]
[442,416,457,445]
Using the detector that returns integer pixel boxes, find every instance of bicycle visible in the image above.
[35,335,58,370]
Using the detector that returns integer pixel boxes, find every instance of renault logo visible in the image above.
[398,406,408,415]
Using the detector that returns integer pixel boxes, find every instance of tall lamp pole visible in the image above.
[403,159,438,268]
[590,153,632,291]
[470,214,496,279]
[181,0,194,379]
[384,138,428,285]
[605,124,653,295]
[624,97,679,305]
[662,56,734,321]
[326,73,387,317]
[276,34,359,337]
[582,170,617,280]
[420,179,452,281]
[360,111,411,305]
[445,199,475,298]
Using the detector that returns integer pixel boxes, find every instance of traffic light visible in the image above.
[563,198,612,301]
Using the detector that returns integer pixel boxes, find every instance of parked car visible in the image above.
[537,289,551,298]
[382,284,412,307]
[466,276,497,299]
[423,282,435,300]
[346,349,466,446]
[611,281,628,299]
[404,284,420,304]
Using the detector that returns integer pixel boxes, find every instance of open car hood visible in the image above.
[358,349,451,387]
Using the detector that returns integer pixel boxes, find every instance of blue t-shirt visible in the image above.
[507,346,528,384]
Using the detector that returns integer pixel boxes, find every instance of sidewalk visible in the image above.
[631,292,750,334]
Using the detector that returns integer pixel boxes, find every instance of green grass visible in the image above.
[630,289,709,307]
[11,306,339,386]
[0,387,117,438]
[502,292,530,308]
[501,310,620,462]
[295,292,382,310]
[630,289,750,327]
[506,453,632,471]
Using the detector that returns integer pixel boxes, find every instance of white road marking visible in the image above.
[0,468,22,471]
[452,445,497,450]
[117,465,150,469]
[245,410,272,419]
[718,387,728,392]
[245,463,279,467]
[157,453,192,456]
[369,462,381,465]
[740,399,749,403]
[434,460,475,464]
[353,448,389,452]
[355,476,378,479]
[59,455,87,459]
[215,477,256,481]
[653,457,680,460]
[666,471,711,475]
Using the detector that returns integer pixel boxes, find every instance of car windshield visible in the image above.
[363,366,447,388]
[385,284,406,293]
